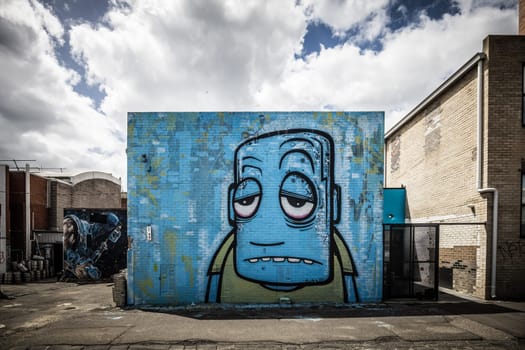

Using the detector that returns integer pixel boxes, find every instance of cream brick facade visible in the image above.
[385,35,525,300]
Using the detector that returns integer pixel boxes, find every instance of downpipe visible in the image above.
[478,188,498,299]
[476,56,498,299]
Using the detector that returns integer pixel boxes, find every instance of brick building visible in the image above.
[0,168,123,276]
[385,35,525,300]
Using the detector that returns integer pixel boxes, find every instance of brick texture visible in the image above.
[386,35,525,300]
[72,179,121,209]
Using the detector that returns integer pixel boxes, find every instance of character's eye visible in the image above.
[280,194,314,220]
[280,172,316,220]
[233,179,261,218]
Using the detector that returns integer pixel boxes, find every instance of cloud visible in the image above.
[254,1,517,129]
[0,0,518,189]
[302,0,389,34]
[0,0,124,180]
[69,0,307,121]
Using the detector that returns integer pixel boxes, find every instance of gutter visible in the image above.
[475,56,498,299]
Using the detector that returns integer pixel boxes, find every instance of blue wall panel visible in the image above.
[383,188,406,224]
[127,112,384,305]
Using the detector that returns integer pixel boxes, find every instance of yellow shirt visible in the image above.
[208,230,355,304]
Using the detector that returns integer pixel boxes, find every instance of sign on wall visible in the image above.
[127,112,383,305]
[63,208,127,281]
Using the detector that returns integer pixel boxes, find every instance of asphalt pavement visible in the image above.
[0,280,524,349]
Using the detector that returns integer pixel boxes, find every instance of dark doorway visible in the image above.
[53,243,63,276]
[383,224,439,300]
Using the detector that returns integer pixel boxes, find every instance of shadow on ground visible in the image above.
[134,293,524,320]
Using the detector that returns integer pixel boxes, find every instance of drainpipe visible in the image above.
[476,56,498,299]
[25,163,31,260]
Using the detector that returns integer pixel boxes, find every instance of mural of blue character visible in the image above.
[62,212,122,281]
[206,129,358,303]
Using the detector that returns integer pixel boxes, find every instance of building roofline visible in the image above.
[385,52,486,140]
[71,171,121,186]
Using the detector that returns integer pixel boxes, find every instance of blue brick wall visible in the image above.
[127,112,384,305]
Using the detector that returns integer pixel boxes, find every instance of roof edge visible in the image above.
[71,171,121,186]
[385,52,486,139]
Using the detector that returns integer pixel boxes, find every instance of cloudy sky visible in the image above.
[0,0,518,189]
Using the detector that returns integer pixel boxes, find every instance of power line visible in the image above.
[0,159,36,171]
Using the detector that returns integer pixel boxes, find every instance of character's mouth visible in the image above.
[244,257,321,265]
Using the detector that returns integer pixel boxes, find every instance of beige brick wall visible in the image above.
[49,177,122,232]
[386,71,489,217]
[386,65,489,298]
[386,36,525,300]
[386,68,486,223]
[49,180,72,231]
[72,179,121,209]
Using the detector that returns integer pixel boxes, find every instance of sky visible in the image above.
[0,0,518,189]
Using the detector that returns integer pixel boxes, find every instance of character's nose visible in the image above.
[249,241,284,247]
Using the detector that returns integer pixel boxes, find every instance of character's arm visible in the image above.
[206,274,221,303]
[205,231,235,303]
[334,228,359,303]
[345,275,359,303]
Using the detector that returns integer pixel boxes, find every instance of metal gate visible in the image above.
[383,224,439,300]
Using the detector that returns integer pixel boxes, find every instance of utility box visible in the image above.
[127,112,384,306]
[383,188,406,224]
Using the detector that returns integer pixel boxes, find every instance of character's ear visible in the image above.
[332,184,341,224]
[228,183,236,226]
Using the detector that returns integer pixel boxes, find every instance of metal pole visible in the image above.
[25,163,31,260]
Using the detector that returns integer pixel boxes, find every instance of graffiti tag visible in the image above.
[498,241,525,263]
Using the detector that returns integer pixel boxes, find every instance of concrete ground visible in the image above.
[0,280,524,349]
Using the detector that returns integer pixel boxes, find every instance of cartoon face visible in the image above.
[230,130,339,290]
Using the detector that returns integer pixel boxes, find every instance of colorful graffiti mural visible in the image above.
[62,209,127,281]
[127,112,383,305]
[207,130,358,303]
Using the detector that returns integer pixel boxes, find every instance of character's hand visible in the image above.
[74,263,90,279]
[108,225,122,243]
[74,261,101,280]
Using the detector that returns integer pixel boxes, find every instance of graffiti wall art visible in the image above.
[62,209,127,281]
[127,112,384,305]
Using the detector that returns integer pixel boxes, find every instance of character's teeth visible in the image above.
[247,257,316,264]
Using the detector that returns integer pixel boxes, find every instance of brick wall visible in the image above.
[386,68,484,222]
[440,245,478,294]
[127,112,384,306]
[386,36,525,300]
[30,175,49,230]
[485,36,525,299]
[72,179,121,209]
[49,180,72,231]
[385,60,489,299]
